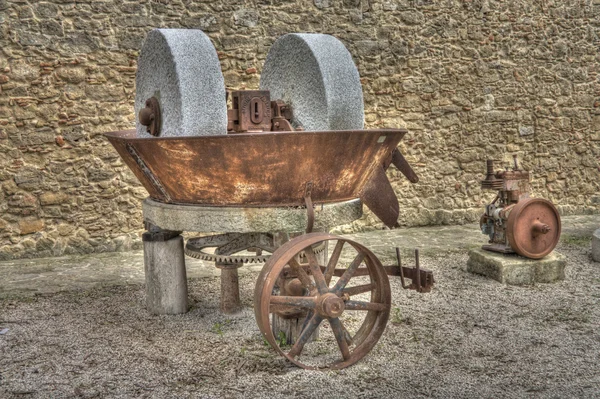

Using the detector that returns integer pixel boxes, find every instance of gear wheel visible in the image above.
[185,233,325,265]
[184,246,272,264]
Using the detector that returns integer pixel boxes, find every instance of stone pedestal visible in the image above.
[219,264,242,314]
[467,248,566,285]
[592,229,600,262]
[143,235,188,314]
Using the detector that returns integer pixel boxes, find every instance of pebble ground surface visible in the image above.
[0,216,599,398]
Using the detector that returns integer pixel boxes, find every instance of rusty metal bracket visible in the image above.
[304,182,314,233]
[391,149,419,183]
[271,99,295,131]
[360,165,399,228]
[228,90,272,133]
[311,247,434,293]
[226,90,302,133]
[395,247,434,293]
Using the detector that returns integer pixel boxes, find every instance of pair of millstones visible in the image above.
[135,29,364,137]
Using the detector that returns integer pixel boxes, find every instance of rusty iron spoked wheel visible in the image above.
[254,232,391,370]
[506,198,561,259]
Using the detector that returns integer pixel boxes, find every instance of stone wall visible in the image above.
[0,0,599,260]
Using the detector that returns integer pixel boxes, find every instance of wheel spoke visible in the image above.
[269,296,316,310]
[305,245,328,294]
[299,309,315,334]
[288,313,322,358]
[324,240,344,285]
[288,256,313,289]
[332,252,365,294]
[329,317,351,361]
[344,300,388,312]
[341,283,376,297]
[338,319,354,345]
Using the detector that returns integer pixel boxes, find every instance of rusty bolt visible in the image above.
[532,220,551,236]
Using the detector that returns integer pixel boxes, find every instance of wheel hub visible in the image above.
[316,293,345,318]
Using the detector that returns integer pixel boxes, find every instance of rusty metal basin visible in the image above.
[105,128,407,226]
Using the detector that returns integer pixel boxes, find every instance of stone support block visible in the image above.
[592,229,600,262]
[143,235,188,314]
[142,197,362,233]
[467,248,566,285]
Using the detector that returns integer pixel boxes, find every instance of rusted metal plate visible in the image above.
[105,129,407,208]
[360,165,400,228]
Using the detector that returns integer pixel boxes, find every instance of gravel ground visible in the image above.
[1,240,599,399]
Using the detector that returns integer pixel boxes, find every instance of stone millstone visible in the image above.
[260,33,364,131]
[135,29,227,138]
[467,247,566,285]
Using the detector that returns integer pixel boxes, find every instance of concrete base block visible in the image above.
[144,235,188,314]
[592,229,600,262]
[467,248,566,285]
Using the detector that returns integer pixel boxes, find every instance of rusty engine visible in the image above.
[480,156,561,259]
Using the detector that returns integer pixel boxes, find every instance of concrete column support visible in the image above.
[219,264,242,314]
[592,229,600,262]
[143,234,188,315]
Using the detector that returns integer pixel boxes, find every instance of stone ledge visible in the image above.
[467,248,566,285]
[142,197,363,233]
[592,229,600,262]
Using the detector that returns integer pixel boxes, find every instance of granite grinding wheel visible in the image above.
[135,29,227,138]
[259,33,364,131]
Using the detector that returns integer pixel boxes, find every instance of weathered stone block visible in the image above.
[144,235,188,315]
[233,8,259,27]
[467,248,566,285]
[314,0,331,9]
[592,229,600,262]
[14,168,43,188]
[39,192,68,206]
[19,219,44,235]
[55,67,87,84]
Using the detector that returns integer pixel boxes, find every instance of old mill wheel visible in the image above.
[254,232,391,369]
[506,198,561,259]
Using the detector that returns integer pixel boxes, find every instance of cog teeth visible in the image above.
[184,233,323,265]
[185,244,271,264]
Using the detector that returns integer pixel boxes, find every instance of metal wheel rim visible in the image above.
[254,232,391,370]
